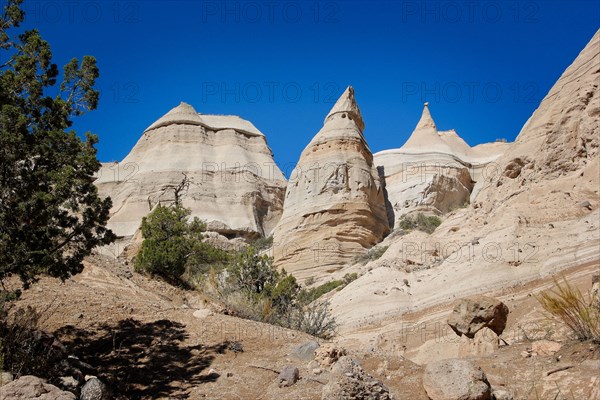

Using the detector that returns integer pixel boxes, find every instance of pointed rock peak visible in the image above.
[144,101,202,132]
[415,102,437,131]
[324,86,365,132]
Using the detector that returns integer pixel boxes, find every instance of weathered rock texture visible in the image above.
[273,87,390,279]
[322,356,393,400]
[329,30,599,340]
[95,102,286,254]
[448,296,509,338]
[374,103,508,224]
[0,375,76,400]
[422,359,491,400]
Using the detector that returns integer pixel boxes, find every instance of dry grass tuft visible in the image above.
[536,277,600,342]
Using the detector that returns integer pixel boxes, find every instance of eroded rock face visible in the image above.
[374,104,507,224]
[422,359,491,400]
[95,102,286,254]
[448,296,509,338]
[273,87,390,279]
[0,375,76,400]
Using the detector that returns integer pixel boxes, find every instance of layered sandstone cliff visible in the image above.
[273,87,390,279]
[95,102,286,254]
[329,29,600,335]
[374,103,508,224]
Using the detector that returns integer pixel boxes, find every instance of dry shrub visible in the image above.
[0,303,62,377]
[536,277,600,342]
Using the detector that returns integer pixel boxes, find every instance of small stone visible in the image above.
[277,365,299,387]
[492,388,513,400]
[58,376,79,391]
[226,372,233,378]
[0,371,14,385]
[80,377,110,400]
[193,309,213,319]
[312,368,322,375]
[531,340,562,356]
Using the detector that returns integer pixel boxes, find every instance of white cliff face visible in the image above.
[329,29,600,336]
[95,102,286,253]
[374,103,508,223]
[273,87,390,280]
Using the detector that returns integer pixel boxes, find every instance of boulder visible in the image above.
[79,377,110,400]
[291,340,320,361]
[492,388,513,400]
[458,327,499,357]
[448,296,509,338]
[277,365,299,388]
[0,375,76,400]
[273,86,390,279]
[422,359,491,400]
[322,356,393,400]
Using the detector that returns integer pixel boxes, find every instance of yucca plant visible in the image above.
[536,277,600,342]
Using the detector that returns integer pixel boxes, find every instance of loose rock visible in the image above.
[277,365,299,387]
[422,359,491,400]
[448,295,509,338]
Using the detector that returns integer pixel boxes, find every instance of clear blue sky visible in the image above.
[19,0,599,168]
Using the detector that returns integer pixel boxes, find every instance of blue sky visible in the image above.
[18,0,600,168]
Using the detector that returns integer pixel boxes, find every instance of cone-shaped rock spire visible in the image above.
[415,102,437,131]
[402,102,453,154]
[273,87,389,280]
[324,86,365,132]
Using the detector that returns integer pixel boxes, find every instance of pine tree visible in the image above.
[0,0,115,290]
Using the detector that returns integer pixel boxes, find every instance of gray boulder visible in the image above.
[277,365,300,387]
[291,340,320,361]
[423,359,491,400]
[79,377,110,400]
[448,296,509,338]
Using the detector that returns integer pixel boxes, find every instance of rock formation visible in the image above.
[328,29,599,338]
[95,102,286,254]
[374,103,508,224]
[272,87,390,279]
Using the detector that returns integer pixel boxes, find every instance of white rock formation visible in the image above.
[95,102,286,254]
[374,103,508,224]
[329,29,600,340]
[273,87,390,279]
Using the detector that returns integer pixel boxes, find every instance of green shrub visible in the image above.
[291,300,337,339]
[135,204,228,283]
[399,213,442,234]
[208,247,336,339]
[250,235,274,252]
[354,246,388,264]
[536,277,600,342]
[298,273,359,304]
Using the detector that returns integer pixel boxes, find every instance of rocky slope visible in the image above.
[273,87,390,280]
[95,102,286,254]
[328,29,600,339]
